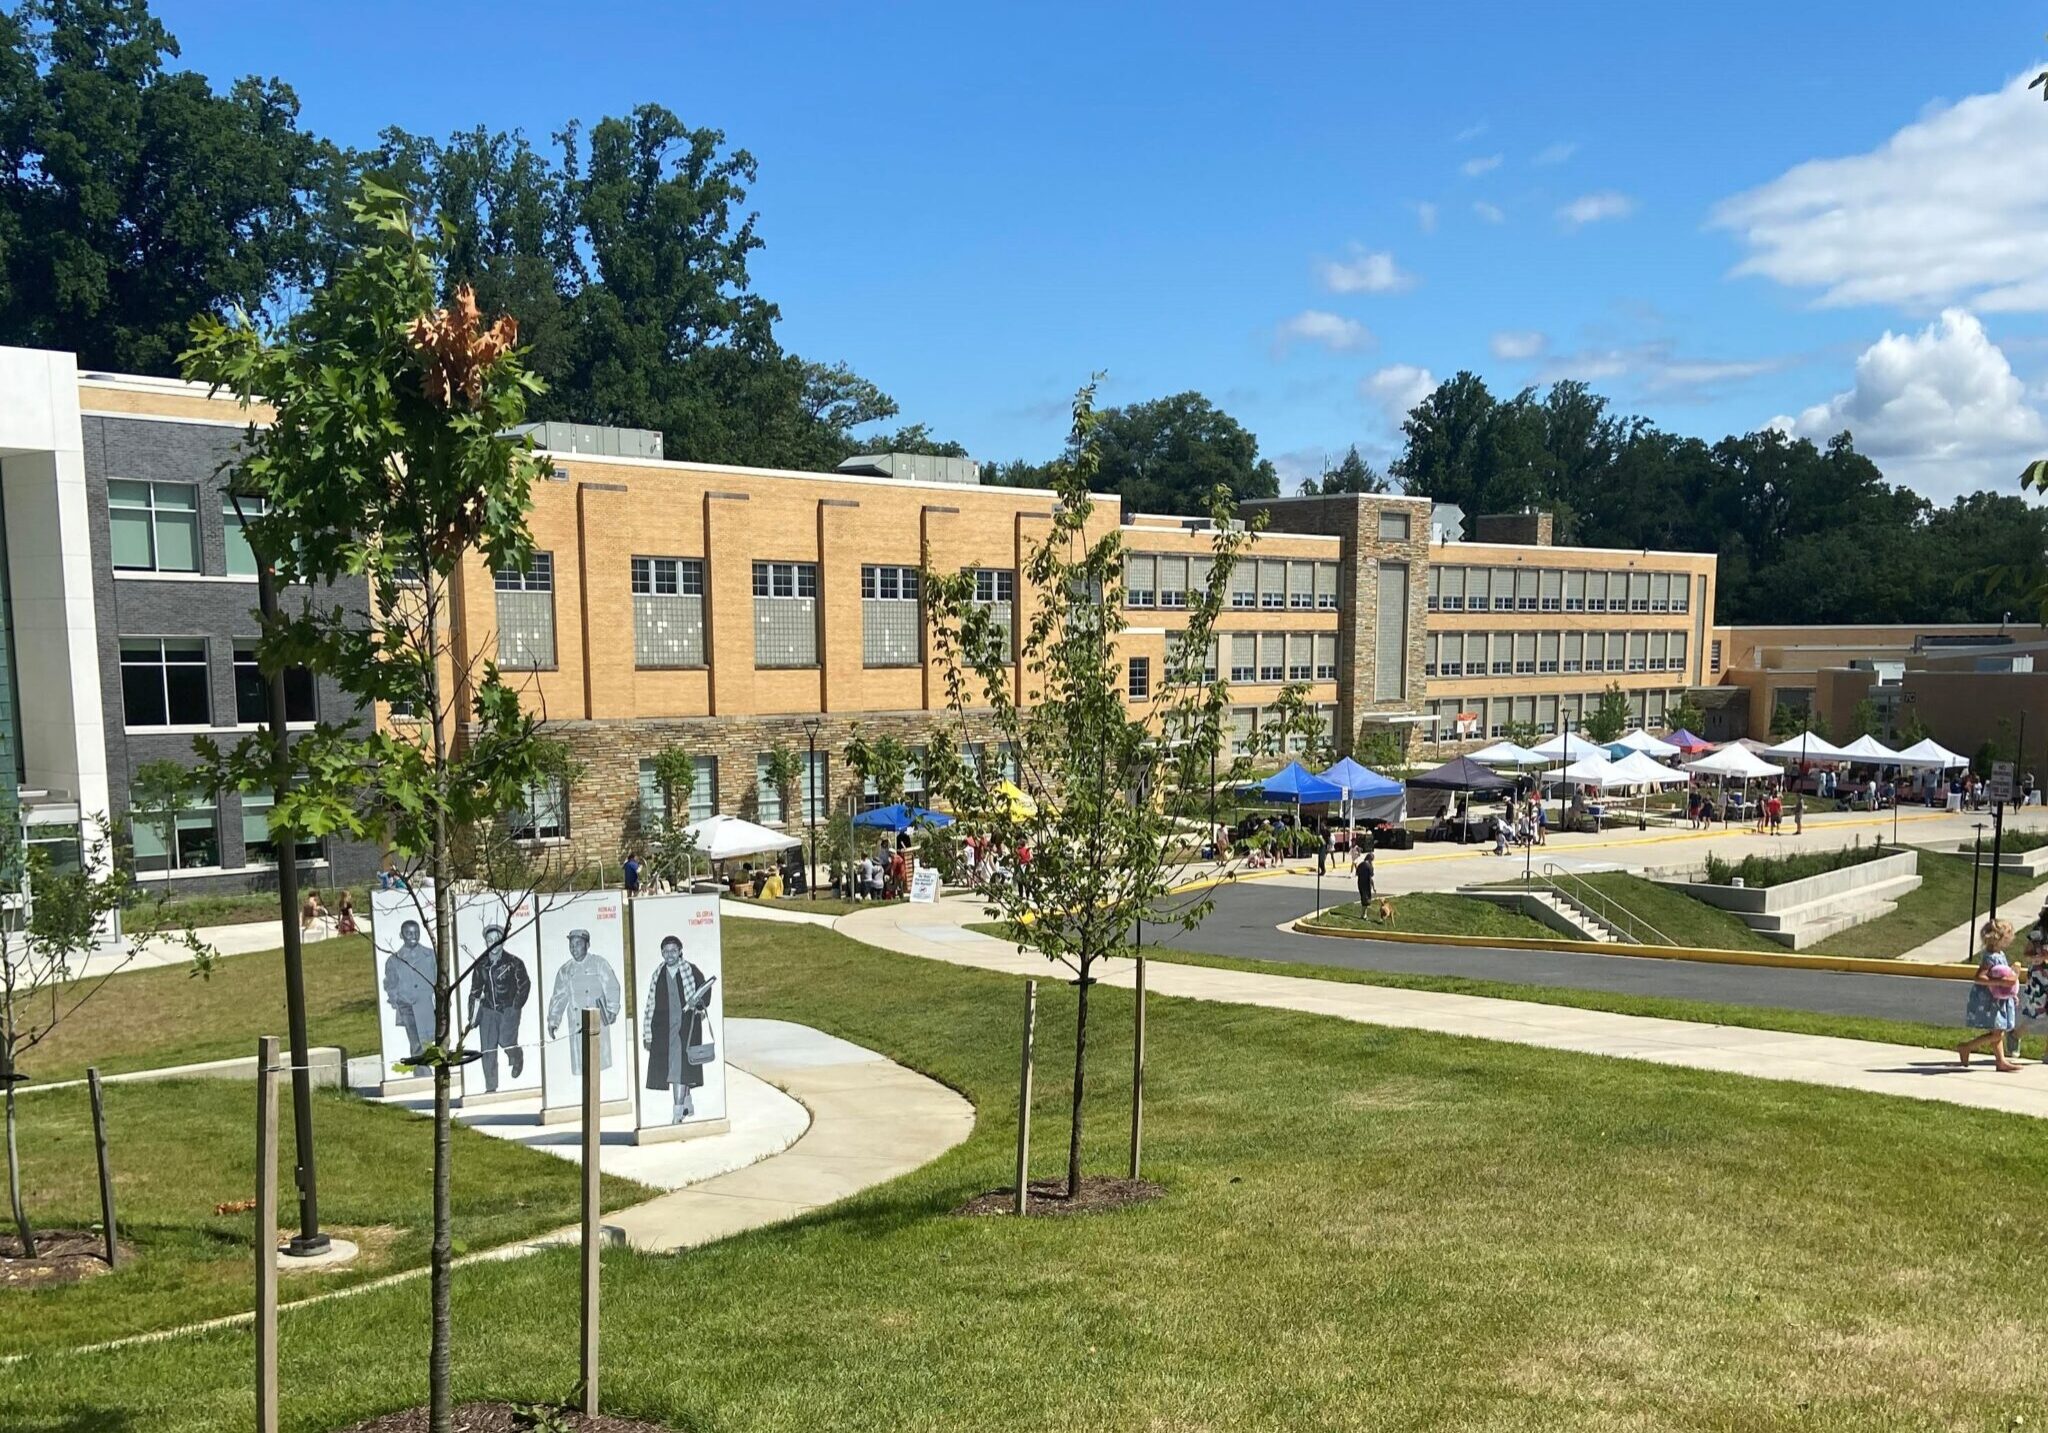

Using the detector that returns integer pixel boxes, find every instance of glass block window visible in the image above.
[973,568,1015,655]
[223,494,266,577]
[754,561,820,668]
[1125,554,1156,608]
[1314,561,1340,610]
[1288,560,1316,610]
[1258,633,1285,683]
[1158,555,1190,609]
[242,793,321,866]
[1286,634,1313,682]
[1127,657,1151,702]
[1229,633,1256,683]
[1229,560,1257,609]
[495,552,556,670]
[860,563,921,667]
[1378,509,1411,541]
[632,556,706,668]
[120,638,210,728]
[233,641,315,725]
[109,479,200,573]
[1258,559,1286,610]
[1314,633,1338,681]
[510,778,568,841]
[130,796,219,873]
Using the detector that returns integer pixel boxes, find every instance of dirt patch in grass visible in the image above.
[0,1228,126,1287]
[955,1175,1165,1217]
[336,1403,676,1432]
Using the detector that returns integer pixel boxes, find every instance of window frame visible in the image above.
[109,479,202,574]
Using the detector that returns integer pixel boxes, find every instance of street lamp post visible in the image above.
[801,718,821,901]
[1967,820,1988,960]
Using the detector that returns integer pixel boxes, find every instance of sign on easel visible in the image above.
[369,883,449,1095]
[629,892,728,1143]
[536,890,633,1123]
[455,891,540,1105]
[908,864,941,904]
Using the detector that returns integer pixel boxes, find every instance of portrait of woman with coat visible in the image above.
[642,933,718,1122]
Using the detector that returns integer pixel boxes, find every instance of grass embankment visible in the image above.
[1811,849,2048,959]
[14,924,2048,1429]
[1704,843,1891,888]
[1309,894,1554,940]
[4,1081,652,1357]
[126,883,373,929]
[1485,871,1783,952]
[23,935,380,1085]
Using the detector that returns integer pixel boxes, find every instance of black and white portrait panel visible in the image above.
[456,892,540,1098]
[370,884,441,1083]
[630,892,727,1130]
[537,890,633,1110]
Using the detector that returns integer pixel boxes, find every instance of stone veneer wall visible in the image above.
[549,709,1000,868]
[1236,494,1432,748]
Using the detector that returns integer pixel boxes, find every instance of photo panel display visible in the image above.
[454,890,541,1100]
[629,892,727,1133]
[369,883,442,1086]
[536,890,633,1111]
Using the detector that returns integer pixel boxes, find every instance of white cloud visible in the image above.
[1472,200,1506,225]
[1412,200,1439,234]
[1454,121,1489,142]
[1490,329,1548,361]
[1714,69,2048,312]
[1771,308,2045,499]
[1532,141,1577,167]
[1531,340,1784,399]
[1557,191,1636,228]
[1361,364,1438,426]
[1314,245,1416,295]
[1460,153,1503,178]
[1273,309,1373,355]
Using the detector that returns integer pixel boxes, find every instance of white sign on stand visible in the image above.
[369,883,446,1094]
[629,892,728,1143]
[1992,760,2016,805]
[537,890,633,1122]
[908,864,941,904]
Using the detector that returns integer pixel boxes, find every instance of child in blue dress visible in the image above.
[1959,918,2022,1072]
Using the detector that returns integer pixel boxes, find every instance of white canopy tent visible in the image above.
[1467,740,1547,767]
[1684,746,1783,781]
[1611,728,1683,759]
[683,814,804,863]
[1894,737,1969,770]
[1762,731,1850,762]
[1533,731,1606,762]
[1547,753,1617,788]
[1836,733,1902,763]
[1607,750,1689,787]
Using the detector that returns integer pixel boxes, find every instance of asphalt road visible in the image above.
[1140,879,1965,1028]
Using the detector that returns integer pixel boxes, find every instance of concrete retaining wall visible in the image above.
[1954,844,2048,878]
[1654,850,1917,914]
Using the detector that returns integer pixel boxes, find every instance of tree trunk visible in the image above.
[3,1049,30,1258]
[424,572,455,1433]
[1066,963,1091,1200]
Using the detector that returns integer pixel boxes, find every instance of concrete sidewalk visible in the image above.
[841,895,2048,1122]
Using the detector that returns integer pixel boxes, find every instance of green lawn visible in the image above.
[3,1079,651,1357]
[1489,871,1784,951]
[14,923,2048,1429]
[1809,849,2048,959]
[1312,893,1555,940]
[728,893,891,916]
[23,935,380,1085]
[127,882,372,929]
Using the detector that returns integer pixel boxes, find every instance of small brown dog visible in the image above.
[1375,897,1395,924]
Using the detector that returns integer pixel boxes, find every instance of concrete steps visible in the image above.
[1738,873,1921,949]
[1461,886,1624,944]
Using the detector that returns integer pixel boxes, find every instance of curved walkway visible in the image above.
[837,894,2048,1122]
[25,1018,973,1359]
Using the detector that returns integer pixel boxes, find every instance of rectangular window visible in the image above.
[1606,572,1629,612]
[1124,553,1156,609]
[1426,567,1441,613]
[1674,577,1693,614]
[972,568,1015,657]
[1538,631,1560,674]
[1425,632,1439,678]
[1563,631,1584,674]
[1649,631,1670,672]
[1670,632,1689,673]
[1229,707,1255,756]
[495,552,557,670]
[120,638,210,728]
[638,755,716,827]
[755,753,783,825]
[1258,559,1287,610]
[1515,569,1539,611]
[1287,634,1313,683]
[1539,569,1562,612]
[1513,633,1537,675]
[1537,694,1559,735]
[222,494,267,577]
[1287,560,1316,610]
[510,779,568,842]
[232,642,315,726]
[1563,570,1586,612]
[633,556,707,668]
[129,796,218,873]
[1203,635,1219,683]
[109,479,201,573]
[1465,567,1489,613]
[1629,572,1652,613]
[1258,633,1285,684]
[1378,509,1410,542]
[242,793,321,867]
[1585,574,1607,613]
[1710,639,1722,674]
[1439,565,1465,612]
[1491,629,1513,676]
[860,562,920,667]
[1492,568,1515,611]
[1628,631,1649,672]
[1127,656,1152,701]
[754,560,820,668]
[1229,633,1256,684]
[1649,572,1672,613]
[1607,631,1627,672]
[1158,554,1190,609]
[1313,633,1338,681]
[1376,562,1410,700]
[796,751,829,825]
[1314,561,1340,611]
[1229,560,1257,610]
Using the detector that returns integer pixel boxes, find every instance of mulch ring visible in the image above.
[0,1229,127,1287]
[337,1403,676,1432]
[955,1175,1165,1218]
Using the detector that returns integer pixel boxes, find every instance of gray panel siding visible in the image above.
[81,415,379,888]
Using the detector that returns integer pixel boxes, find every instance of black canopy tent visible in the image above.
[1405,756,1512,844]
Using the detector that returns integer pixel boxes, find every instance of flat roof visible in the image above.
[1438,541,1716,562]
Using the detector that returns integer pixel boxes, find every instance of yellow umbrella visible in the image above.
[996,779,1039,818]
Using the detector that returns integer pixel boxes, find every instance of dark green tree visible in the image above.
[1086,392,1280,514]
[1303,444,1388,495]
[1583,684,1633,744]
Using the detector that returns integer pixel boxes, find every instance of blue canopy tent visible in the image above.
[1261,762,1344,804]
[850,803,955,833]
[1318,756,1406,839]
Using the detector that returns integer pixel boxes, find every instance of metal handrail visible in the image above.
[1535,862,1676,947]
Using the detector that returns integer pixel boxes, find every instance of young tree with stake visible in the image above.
[922,383,1255,1201]
[183,184,564,1433]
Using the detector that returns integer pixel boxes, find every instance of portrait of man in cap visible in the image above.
[546,926,622,1073]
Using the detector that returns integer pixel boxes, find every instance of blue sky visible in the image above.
[161,2,2048,500]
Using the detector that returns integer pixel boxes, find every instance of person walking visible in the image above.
[1793,791,1805,836]
[1959,918,2023,1072]
[300,890,327,939]
[623,850,642,900]
[334,887,358,937]
[1355,839,1375,909]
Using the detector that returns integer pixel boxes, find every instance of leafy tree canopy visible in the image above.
[1301,444,1389,496]
[988,391,1279,515]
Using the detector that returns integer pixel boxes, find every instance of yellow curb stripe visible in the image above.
[1290,919,1979,980]
[1374,809,1954,866]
